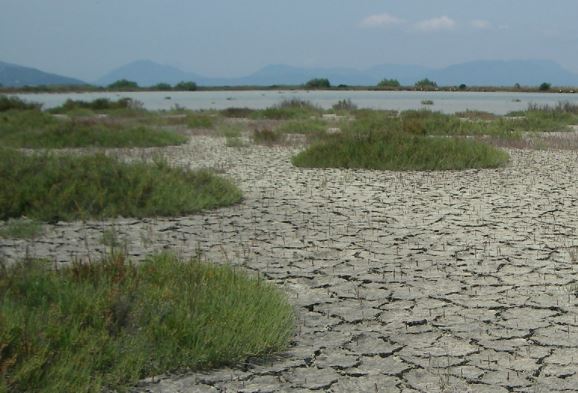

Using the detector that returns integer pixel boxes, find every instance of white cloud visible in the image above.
[414,16,456,32]
[360,13,404,28]
[471,19,491,29]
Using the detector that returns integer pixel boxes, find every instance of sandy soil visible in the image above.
[2,136,578,392]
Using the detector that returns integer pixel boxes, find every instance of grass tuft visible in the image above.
[0,218,44,239]
[0,149,242,221]
[0,253,294,392]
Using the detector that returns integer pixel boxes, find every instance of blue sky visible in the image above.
[2,0,578,81]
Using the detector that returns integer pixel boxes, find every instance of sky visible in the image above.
[2,0,578,82]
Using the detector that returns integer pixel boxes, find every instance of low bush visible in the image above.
[0,111,186,148]
[275,118,326,134]
[292,131,509,171]
[0,253,294,392]
[0,95,42,112]
[0,150,242,221]
[253,128,282,145]
[220,107,255,118]
[49,98,138,114]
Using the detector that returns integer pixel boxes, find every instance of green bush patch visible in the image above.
[292,132,509,171]
[0,111,187,149]
[0,150,242,221]
[0,253,294,392]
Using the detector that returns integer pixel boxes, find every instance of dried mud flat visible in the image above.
[2,137,578,393]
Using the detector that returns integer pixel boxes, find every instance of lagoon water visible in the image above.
[15,90,578,115]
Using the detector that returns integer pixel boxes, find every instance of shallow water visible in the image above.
[14,90,578,115]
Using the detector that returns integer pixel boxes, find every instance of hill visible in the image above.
[97,59,578,87]
[0,61,86,87]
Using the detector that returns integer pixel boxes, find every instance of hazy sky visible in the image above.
[2,0,578,82]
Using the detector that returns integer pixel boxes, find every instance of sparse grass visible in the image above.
[455,110,498,121]
[252,99,321,120]
[220,107,256,118]
[186,113,216,129]
[0,111,187,149]
[0,218,44,239]
[253,128,283,145]
[0,149,242,221]
[332,99,357,112]
[0,253,294,393]
[275,118,326,134]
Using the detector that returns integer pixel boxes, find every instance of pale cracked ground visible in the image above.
[2,136,578,393]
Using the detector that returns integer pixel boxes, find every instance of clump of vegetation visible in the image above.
[421,99,434,105]
[186,113,215,129]
[275,118,326,134]
[253,99,321,120]
[174,81,198,91]
[293,113,510,171]
[377,79,401,89]
[0,149,242,221]
[220,107,255,118]
[108,79,139,90]
[0,218,44,239]
[253,128,282,145]
[0,253,294,392]
[332,99,357,111]
[455,110,497,121]
[304,78,331,89]
[0,95,42,112]
[49,98,139,114]
[293,131,509,171]
[415,78,438,89]
[0,112,187,148]
[539,82,551,91]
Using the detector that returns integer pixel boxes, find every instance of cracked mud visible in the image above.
[2,136,578,392]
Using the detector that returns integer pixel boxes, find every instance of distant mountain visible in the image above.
[428,60,578,87]
[0,61,86,87]
[96,60,204,87]
[97,59,578,88]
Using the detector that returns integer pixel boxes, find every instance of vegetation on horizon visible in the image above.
[304,78,331,89]
[0,253,294,392]
[0,149,242,221]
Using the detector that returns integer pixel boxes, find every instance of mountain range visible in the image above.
[0,61,86,87]
[3,59,578,88]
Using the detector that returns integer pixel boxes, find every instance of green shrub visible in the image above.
[253,99,320,120]
[108,79,139,90]
[220,107,255,118]
[415,78,438,89]
[0,150,242,221]
[332,99,357,111]
[377,79,401,88]
[187,113,215,129]
[292,131,509,171]
[276,118,326,134]
[0,113,187,149]
[304,78,331,89]
[174,81,197,91]
[49,98,139,114]
[152,82,172,90]
[0,253,294,392]
[0,95,42,112]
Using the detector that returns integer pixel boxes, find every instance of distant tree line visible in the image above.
[107,79,198,91]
